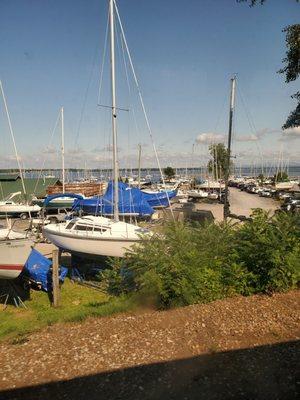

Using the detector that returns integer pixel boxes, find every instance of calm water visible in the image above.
[23,165,300,182]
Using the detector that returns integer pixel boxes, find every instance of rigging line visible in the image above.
[0,80,27,199]
[213,83,229,133]
[120,30,141,177]
[120,30,132,173]
[33,110,61,194]
[113,0,174,217]
[72,36,103,160]
[97,10,110,106]
[237,84,257,134]
[236,85,265,174]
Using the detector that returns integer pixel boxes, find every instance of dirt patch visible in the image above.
[0,291,299,399]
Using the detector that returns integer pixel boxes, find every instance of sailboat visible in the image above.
[43,0,150,258]
[0,81,34,279]
[0,191,40,218]
[0,228,33,279]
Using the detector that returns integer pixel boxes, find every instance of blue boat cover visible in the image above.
[141,189,177,208]
[73,181,155,216]
[23,249,68,292]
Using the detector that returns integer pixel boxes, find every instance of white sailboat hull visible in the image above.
[44,229,139,258]
[187,190,208,199]
[0,204,40,215]
[43,216,146,258]
[0,238,32,279]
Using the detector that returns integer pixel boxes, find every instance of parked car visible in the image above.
[42,208,70,223]
[281,199,300,212]
[278,192,292,201]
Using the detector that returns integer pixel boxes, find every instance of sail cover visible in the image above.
[73,181,154,217]
[105,181,177,208]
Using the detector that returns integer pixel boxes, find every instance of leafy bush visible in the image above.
[107,210,300,309]
[235,209,300,293]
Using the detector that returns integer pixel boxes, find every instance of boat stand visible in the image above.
[0,281,28,310]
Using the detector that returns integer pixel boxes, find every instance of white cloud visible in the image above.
[196,132,225,145]
[235,134,258,142]
[280,126,300,140]
[235,128,280,142]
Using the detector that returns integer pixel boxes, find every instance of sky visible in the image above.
[0,0,299,170]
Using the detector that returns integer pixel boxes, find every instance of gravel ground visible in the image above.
[0,291,299,399]
[194,188,279,222]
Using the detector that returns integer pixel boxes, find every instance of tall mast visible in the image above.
[137,143,142,189]
[109,0,119,221]
[61,106,65,193]
[223,76,236,220]
[0,80,27,201]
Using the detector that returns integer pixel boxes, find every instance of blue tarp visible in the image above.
[23,249,68,292]
[141,189,177,208]
[72,181,177,216]
[73,181,155,217]
[105,181,177,208]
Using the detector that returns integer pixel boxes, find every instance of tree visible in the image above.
[207,143,231,180]
[279,25,300,129]
[273,171,289,183]
[257,173,265,185]
[163,166,175,180]
[237,1,300,128]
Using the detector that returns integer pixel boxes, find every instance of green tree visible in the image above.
[163,166,176,179]
[274,170,289,183]
[280,25,300,129]
[207,143,231,180]
[238,1,300,128]
[257,173,265,185]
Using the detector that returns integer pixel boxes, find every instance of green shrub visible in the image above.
[107,210,300,309]
[110,221,250,308]
[235,209,300,293]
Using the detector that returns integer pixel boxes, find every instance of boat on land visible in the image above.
[44,0,150,257]
[186,189,208,199]
[0,81,34,279]
[44,216,149,258]
[0,230,33,279]
[72,181,154,218]
[0,192,40,219]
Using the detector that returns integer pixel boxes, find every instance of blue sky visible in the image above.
[0,0,299,169]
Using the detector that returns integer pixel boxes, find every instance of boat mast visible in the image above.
[223,75,236,220]
[0,80,27,201]
[137,143,142,189]
[61,106,65,193]
[109,0,119,221]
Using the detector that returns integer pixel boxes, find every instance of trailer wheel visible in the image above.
[20,213,28,220]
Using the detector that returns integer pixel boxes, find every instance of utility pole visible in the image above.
[223,76,236,220]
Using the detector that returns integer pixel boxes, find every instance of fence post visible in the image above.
[52,248,60,307]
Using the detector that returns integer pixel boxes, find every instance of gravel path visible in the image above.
[195,188,279,222]
[0,291,299,399]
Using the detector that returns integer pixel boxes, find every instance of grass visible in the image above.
[0,279,135,343]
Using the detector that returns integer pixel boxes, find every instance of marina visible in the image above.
[0,0,299,399]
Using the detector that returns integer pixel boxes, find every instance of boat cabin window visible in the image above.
[74,225,108,233]
[66,221,76,230]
